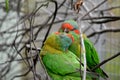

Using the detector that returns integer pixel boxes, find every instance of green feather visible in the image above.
[68,31,81,57]
[59,20,108,79]
[83,34,108,79]
[40,33,94,80]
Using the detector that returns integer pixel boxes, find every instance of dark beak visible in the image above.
[63,28,69,33]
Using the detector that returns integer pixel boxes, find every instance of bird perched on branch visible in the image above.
[59,20,81,57]
[40,32,97,80]
[59,20,109,80]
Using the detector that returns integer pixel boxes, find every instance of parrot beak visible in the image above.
[63,28,69,33]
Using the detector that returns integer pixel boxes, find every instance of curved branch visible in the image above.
[82,16,120,24]
[94,6,120,12]
[92,52,120,71]
[10,67,32,80]
[42,0,58,46]
[87,28,120,38]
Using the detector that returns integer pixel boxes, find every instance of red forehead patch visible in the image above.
[61,23,74,30]
[74,30,80,34]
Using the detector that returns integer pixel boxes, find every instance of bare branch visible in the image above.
[87,28,120,38]
[94,6,120,12]
[92,52,120,71]
[81,0,107,20]
[82,16,120,24]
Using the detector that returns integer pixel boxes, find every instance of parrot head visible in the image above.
[60,34,74,51]
[55,32,74,51]
[44,32,74,52]
[59,20,80,35]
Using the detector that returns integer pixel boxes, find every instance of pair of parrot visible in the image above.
[40,20,108,80]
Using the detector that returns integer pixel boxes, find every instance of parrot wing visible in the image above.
[41,48,98,79]
[84,37,99,68]
[42,50,81,76]
[83,35,108,79]
[40,32,98,80]
[68,31,81,57]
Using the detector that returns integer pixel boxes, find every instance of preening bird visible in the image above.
[59,20,109,80]
[59,20,81,57]
[40,32,94,80]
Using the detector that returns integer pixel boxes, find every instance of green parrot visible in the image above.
[59,20,109,80]
[40,32,96,80]
[59,21,81,57]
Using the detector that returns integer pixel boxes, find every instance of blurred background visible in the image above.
[0,0,120,80]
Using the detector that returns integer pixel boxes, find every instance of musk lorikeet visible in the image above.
[59,20,108,80]
[40,32,95,80]
[59,20,81,57]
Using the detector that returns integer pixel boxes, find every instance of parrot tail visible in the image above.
[92,68,109,80]
[101,69,109,80]
[98,68,109,80]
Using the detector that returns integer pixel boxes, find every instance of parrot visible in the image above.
[58,19,109,80]
[59,20,81,57]
[40,32,97,80]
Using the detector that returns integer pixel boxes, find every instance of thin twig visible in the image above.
[81,0,107,20]
[10,67,32,80]
[82,16,120,24]
[92,52,120,71]
[87,28,120,38]
[94,6,120,12]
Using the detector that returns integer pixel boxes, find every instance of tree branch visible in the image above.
[87,28,120,38]
[92,52,120,71]
[94,6,120,12]
[81,0,107,20]
[82,16,120,24]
